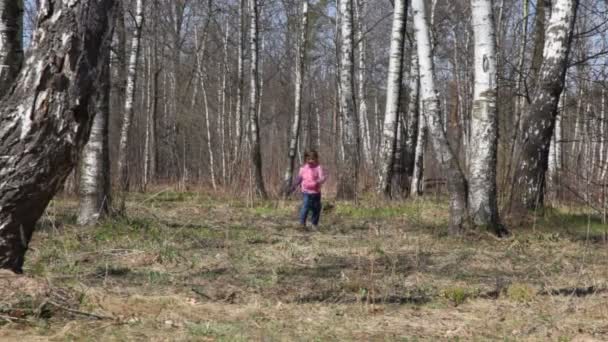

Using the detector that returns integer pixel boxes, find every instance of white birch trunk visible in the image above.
[412,0,470,234]
[468,0,500,227]
[283,0,309,194]
[548,91,564,189]
[143,44,151,188]
[0,0,23,98]
[234,0,245,161]
[249,0,267,198]
[117,0,144,192]
[404,47,420,188]
[601,89,607,180]
[195,26,216,190]
[355,0,372,165]
[515,0,577,209]
[377,0,408,197]
[337,0,359,200]
[78,48,111,225]
[411,104,427,197]
[220,26,229,184]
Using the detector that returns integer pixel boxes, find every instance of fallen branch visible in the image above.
[47,301,114,320]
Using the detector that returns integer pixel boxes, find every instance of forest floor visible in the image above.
[1,191,608,341]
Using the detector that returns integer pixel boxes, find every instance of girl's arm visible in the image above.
[318,166,328,184]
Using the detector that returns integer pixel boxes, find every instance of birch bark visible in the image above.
[468,0,500,227]
[77,43,112,225]
[283,0,309,195]
[0,0,115,272]
[355,0,372,165]
[412,0,469,234]
[336,0,359,200]
[0,0,23,98]
[249,0,268,198]
[234,0,245,162]
[514,0,578,210]
[117,0,144,193]
[377,0,408,197]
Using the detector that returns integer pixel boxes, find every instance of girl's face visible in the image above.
[307,156,318,165]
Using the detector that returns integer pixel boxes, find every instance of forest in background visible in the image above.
[0,1,607,339]
[64,0,608,224]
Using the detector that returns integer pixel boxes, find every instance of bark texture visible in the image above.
[468,0,500,228]
[77,47,112,225]
[0,0,115,272]
[355,0,372,165]
[117,0,144,193]
[336,0,359,200]
[0,0,23,98]
[515,0,577,210]
[412,0,468,234]
[283,0,309,195]
[249,0,267,198]
[377,0,408,197]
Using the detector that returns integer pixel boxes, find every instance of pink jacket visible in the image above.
[298,163,327,194]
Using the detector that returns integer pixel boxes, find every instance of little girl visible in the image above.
[292,150,328,228]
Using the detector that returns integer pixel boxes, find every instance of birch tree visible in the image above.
[233,0,246,163]
[249,0,267,198]
[77,46,112,225]
[404,47,420,189]
[0,0,115,272]
[514,0,578,210]
[412,0,470,234]
[468,0,500,227]
[337,0,359,200]
[0,0,23,98]
[355,0,372,165]
[377,0,408,197]
[283,0,309,195]
[117,0,145,194]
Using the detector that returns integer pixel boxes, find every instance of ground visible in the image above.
[1,191,607,341]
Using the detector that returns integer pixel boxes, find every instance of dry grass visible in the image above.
[1,191,607,341]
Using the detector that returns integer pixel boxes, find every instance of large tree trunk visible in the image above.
[77,45,112,225]
[377,0,408,197]
[282,0,309,195]
[249,0,267,199]
[117,0,144,194]
[468,0,500,228]
[336,0,359,200]
[514,0,578,210]
[0,0,23,98]
[0,0,115,272]
[412,0,469,234]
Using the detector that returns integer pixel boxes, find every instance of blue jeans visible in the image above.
[299,193,322,226]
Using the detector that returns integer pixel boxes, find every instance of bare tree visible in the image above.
[0,0,23,97]
[412,0,469,234]
[377,0,408,197]
[233,0,246,163]
[337,0,360,200]
[117,0,144,195]
[0,0,115,272]
[355,0,372,165]
[283,0,309,195]
[468,0,500,228]
[403,45,420,194]
[77,45,112,225]
[514,0,578,210]
[249,0,267,198]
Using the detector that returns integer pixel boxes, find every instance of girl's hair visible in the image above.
[304,150,319,161]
